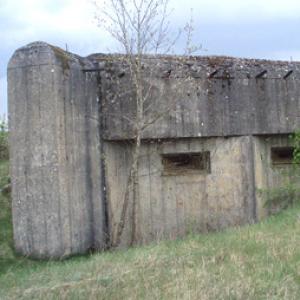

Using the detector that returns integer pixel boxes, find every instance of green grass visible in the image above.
[1,159,300,299]
[0,160,14,271]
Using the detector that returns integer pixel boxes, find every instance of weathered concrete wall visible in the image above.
[253,135,294,220]
[8,42,300,258]
[105,136,256,246]
[8,42,106,258]
[96,56,300,140]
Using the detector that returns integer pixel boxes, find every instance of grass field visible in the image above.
[1,159,300,299]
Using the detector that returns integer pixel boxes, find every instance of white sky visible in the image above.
[1,0,300,116]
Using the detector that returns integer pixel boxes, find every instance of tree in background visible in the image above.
[94,0,201,246]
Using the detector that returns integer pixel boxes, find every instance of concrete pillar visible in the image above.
[8,42,106,259]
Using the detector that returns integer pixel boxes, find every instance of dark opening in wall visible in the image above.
[271,147,294,165]
[162,152,210,175]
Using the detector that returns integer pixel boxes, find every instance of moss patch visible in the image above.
[50,46,71,73]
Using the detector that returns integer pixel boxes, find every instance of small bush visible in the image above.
[262,183,300,213]
[292,130,300,164]
[0,118,9,161]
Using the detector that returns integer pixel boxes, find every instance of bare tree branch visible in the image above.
[94,0,202,247]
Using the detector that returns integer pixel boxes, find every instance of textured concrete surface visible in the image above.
[105,137,256,246]
[96,55,300,140]
[8,42,106,258]
[253,135,295,220]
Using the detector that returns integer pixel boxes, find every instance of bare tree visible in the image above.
[94,0,201,247]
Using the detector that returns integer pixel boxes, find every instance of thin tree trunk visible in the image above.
[130,131,141,245]
[112,130,141,247]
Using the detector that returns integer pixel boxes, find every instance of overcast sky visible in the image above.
[2,0,300,117]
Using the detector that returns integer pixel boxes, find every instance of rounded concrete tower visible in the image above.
[8,42,106,259]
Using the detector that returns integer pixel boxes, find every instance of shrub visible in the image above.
[262,183,300,213]
[0,118,9,161]
[292,131,300,164]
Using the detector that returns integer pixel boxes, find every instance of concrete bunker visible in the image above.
[7,42,300,258]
